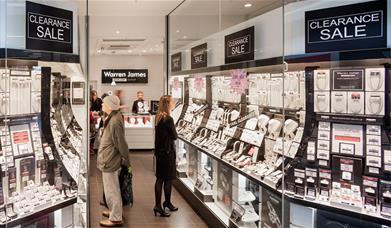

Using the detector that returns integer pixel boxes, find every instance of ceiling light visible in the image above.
[142,50,147,53]
[183,35,187,39]
[115,30,120,34]
[97,50,101,53]
[127,50,133,53]
[244,3,252,7]
[176,30,180,33]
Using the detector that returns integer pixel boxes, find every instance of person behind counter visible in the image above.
[132,91,145,114]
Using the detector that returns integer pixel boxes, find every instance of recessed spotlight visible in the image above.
[244,3,252,7]
[183,35,187,39]
[115,30,120,34]
[176,30,180,33]
[142,50,147,53]
[97,50,101,53]
[127,50,133,53]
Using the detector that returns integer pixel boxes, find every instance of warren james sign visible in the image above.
[26,1,73,53]
[102,69,148,84]
[191,43,207,69]
[305,0,387,53]
[225,26,254,64]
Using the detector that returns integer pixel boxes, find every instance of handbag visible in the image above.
[119,165,134,206]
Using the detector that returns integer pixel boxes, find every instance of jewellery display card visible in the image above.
[331,124,363,156]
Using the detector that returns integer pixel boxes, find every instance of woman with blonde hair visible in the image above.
[153,95,178,217]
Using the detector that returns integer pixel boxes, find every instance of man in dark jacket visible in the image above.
[98,95,129,227]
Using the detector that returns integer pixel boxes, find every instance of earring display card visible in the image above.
[347,92,364,114]
[331,155,362,185]
[331,91,347,113]
[319,169,331,202]
[314,70,330,91]
[314,92,330,113]
[365,68,385,92]
[365,92,384,115]
[331,124,363,156]
[363,176,378,213]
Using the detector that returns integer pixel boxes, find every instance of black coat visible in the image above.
[154,116,177,180]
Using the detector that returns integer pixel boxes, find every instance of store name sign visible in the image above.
[191,43,207,69]
[101,69,148,84]
[225,26,254,64]
[26,1,73,53]
[305,0,387,53]
[171,52,182,72]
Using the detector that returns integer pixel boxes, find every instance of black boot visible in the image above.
[163,201,178,212]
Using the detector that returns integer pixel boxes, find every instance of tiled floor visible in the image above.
[89,151,208,228]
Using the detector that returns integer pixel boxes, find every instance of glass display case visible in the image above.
[1,0,88,227]
[123,114,155,149]
[167,0,391,227]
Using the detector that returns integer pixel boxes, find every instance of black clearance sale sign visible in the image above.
[305,0,387,53]
[26,1,73,53]
[171,52,182,72]
[225,26,254,64]
[101,69,148,84]
[191,43,207,69]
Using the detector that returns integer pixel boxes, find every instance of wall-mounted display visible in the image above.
[167,1,391,227]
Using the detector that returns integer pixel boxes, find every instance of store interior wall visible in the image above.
[89,54,164,111]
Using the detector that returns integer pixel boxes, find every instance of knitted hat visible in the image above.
[103,95,120,111]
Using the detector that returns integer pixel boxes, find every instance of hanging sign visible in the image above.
[229,69,249,95]
[26,1,73,53]
[101,69,148,84]
[191,43,207,69]
[225,26,254,64]
[305,0,387,53]
[171,52,182,72]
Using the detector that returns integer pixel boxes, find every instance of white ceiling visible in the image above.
[84,0,284,56]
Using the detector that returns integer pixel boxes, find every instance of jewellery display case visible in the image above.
[1,0,89,226]
[167,0,391,227]
[123,114,155,149]
[0,61,88,228]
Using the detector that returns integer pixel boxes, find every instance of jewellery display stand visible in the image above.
[169,59,391,227]
[0,58,87,227]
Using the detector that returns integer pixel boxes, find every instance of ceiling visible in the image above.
[83,0,285,56]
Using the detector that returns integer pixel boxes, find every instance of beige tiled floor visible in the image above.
[89,151,208,228]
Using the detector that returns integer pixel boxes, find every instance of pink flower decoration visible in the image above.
[172,77,180,91]
[194,75,204,92]
[229,69,249,95]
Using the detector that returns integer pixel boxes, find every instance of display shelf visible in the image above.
[0,197,77,228]
[178,137,391,225]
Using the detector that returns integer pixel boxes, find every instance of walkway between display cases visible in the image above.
[90,151,207,228]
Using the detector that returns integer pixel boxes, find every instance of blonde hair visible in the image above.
[156,95,172,125]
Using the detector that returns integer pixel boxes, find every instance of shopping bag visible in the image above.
[119,165,134,206]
